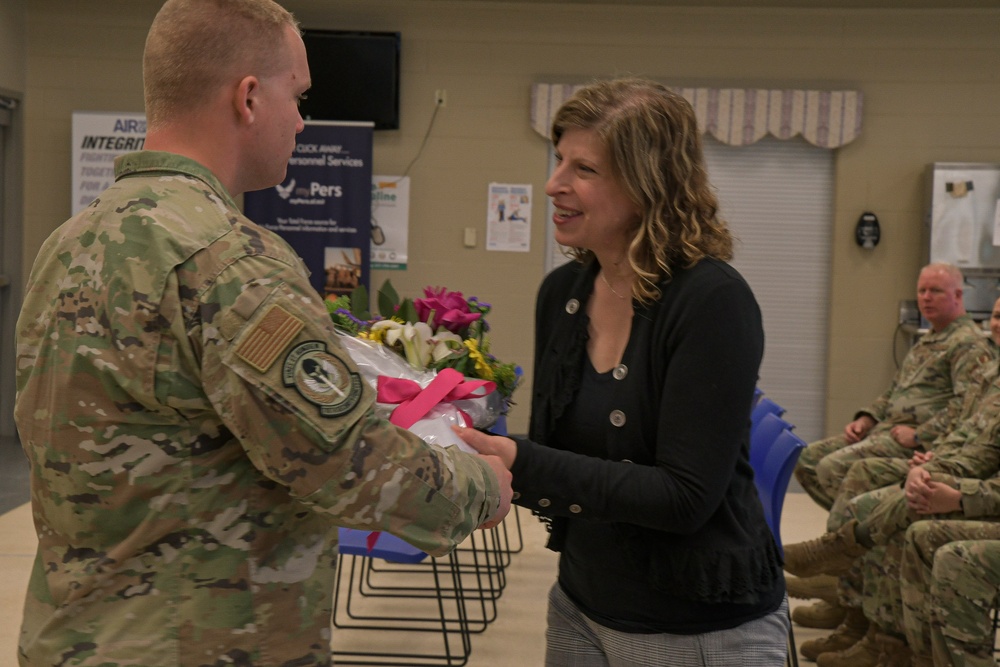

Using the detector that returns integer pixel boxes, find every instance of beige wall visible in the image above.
[19,0,1000,435]
[0,0,26,92]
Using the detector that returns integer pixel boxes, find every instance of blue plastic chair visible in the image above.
[750,412,795,471]
[750,427,807,667]
[753,428,806,556]
[751,396,787,433]
[338,527,428,564]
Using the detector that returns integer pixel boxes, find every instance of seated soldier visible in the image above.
[780,403,1000,666]
[789,288,999,632]
[796,263,993,510]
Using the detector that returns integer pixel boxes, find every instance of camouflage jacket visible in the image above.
[954,473,1000,519]
[14,151,499,666]
[860,315,995,445]
[916,360,1000,482]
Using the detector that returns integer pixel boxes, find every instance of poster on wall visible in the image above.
[486,182,531,252]
[71,111,147,215]
[244,121,374,299]
[928,163,1000,274]
[371,175,410,270]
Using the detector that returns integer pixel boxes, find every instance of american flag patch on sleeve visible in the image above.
[236,304,305,372]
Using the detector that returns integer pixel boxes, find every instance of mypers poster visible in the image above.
[244,121,374,299]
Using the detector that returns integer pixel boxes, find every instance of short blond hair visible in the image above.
[143,0,299,129]
[921,262,964,290]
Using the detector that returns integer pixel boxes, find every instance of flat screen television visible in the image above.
[299,29,401,130]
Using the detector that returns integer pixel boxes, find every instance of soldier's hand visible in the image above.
[916,481,962,515]
[478,454,513,530]
[451,425,517,469]
[890,425,919,449]
[844,415,875,443]
[904,465,932,505]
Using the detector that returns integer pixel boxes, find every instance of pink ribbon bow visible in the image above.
[377,368,495,429]
[366,368,495,552]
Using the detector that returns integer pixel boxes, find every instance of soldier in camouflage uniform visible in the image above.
[901,523,1000,667]
[13,2,512,666]
[781,381,1000,665]
[790,267,995,636]
[795,263,995,512]
[826,359,1000,535]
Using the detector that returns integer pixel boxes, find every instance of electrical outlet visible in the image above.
[435,89,447,107]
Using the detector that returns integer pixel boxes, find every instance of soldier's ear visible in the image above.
[234,76,259,126]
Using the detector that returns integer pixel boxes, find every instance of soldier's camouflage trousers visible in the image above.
[901,520,1000,667]
[795,428,908,512]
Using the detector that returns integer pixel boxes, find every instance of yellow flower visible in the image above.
[464,339,494,380]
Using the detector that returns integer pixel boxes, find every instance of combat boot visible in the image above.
[816,623,880,667]
[874,632,912,667]
[783,520,868,578]
[785,573,840,604]
[800,606,869,661]
[791,599,846,629]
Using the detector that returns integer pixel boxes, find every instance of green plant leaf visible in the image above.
[377,279,400,318]
[325,295,350,314]
[349,285,370,320]
[396,297,418,324]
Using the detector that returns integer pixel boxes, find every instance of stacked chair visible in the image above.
[333,528,473,666]
[749,389,807,667]
[331,417,521,666]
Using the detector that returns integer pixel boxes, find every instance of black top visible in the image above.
[510,257,785,633]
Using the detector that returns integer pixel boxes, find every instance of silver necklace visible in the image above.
[600,271,629,300]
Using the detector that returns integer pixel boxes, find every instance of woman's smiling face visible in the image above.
[544,127,641,257]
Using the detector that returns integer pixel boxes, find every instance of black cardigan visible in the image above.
[510,257,784,605]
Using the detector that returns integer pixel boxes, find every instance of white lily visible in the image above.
[371,319,404,344]
[402,321,434,368]
[430,330,464,362]
[370,319,432,368]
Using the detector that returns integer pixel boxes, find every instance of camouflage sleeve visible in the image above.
[957,476,1000,519]
[858,384,895,423]
[922,390,1000,481]
[924,445,1000,482]
[914,340,996,444]
[195,256,500,556]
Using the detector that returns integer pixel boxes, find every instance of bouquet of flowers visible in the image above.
[327,280,520,448]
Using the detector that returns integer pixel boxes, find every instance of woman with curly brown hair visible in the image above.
[455,78,789,666]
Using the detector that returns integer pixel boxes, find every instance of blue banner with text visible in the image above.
[244,121,374,300]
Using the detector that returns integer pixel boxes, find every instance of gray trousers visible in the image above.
[544,582,790,667]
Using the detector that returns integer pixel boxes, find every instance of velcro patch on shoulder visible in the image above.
[283,341,364,417]
[236,304,305,372]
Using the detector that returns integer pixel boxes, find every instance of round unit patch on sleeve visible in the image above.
[282,341,364,417]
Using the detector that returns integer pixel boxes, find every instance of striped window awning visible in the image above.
[531,83,863,149]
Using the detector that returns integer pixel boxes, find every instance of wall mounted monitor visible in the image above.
[299,29,401,130]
